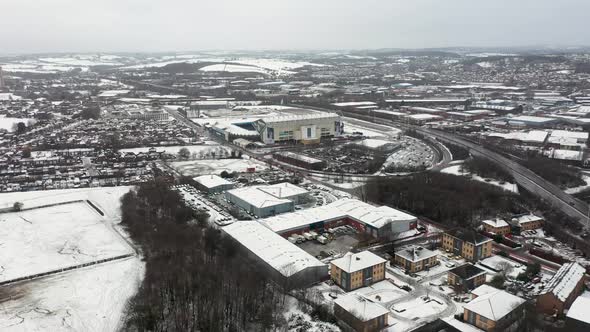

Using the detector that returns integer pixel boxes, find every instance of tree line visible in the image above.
[120,179,287,331]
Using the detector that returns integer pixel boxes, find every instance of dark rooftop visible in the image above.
[446,228,491,245]
[448,263,487,280]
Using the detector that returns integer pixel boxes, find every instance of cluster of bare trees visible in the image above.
[364,172,525,227]
[120,179,286,331]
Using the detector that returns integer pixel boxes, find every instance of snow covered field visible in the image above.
[565,174,590,194]
[171,157,269,176]
[0,258,143,332]
[0,187,132,216]
[441,163,519,193]
[0,117,33,132]
[199,64,276,75]
[0,186,143,331]
[0,202,132,283]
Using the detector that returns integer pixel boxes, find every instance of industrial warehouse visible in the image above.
[259,198,418,239]
[222,220,328,290]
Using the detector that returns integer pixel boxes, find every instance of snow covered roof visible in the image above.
[464,287,525,322]
[487,130,548,143]
[223,221,326,277]
[395,245,437,263]
[333,294,389,321]
[331,251,386,273]
[515,214,543,226]
[274,151,323,164]
[482,219,509,228]
[193,174,233,189]
[261,113,339,125]
[550,130,588,140]
[566,291,590,324]
[471,284,500,298]
[408,113,442,120]
[260,199,417,233]
[541,262,586,302]
[332,101,377,107]
[445,228,492,245]
[226,186,293,209]
[258,182,308,199]
[509,115,556,124]
[442,317,485,332]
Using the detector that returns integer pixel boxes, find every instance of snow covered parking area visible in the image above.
[0,202,133,283]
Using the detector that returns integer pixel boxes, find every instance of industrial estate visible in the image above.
[3,27,590,332]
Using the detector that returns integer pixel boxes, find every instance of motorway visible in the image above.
[300,106,590,228]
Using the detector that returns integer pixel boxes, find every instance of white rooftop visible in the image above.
[464,286,525,322]
[262,112,339,125]
[260,198,417,233]
[515,214,543,226]
[331,251,386,273]
[482,219,509,228]
[550,130,588,140]
[193,174,233,189]
[395,245,438,263]
[566,291,590,324]
[541,262,586,302]
[332,101,377,107]
[471,284,500,298]
[509,115,555,124]
[223,221,325,277]
[333,294,389,322]
[258,182,308,199]
[226,186,292,209]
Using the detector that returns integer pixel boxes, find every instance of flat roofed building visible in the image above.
[394,245,438,273]
[482,219,511,235]
[441,229,492,262]
[255,113,342,145]
[273,151,326,170]
[333,293,389,332]
[463,286,525,331]
[259,198,418,239]
[537,262,587,315]
[510,214,543,233]
[565,292,590,332]
[257,182,309,204]
[225,185,295,218]
[330,251,386,291]
[222,221,327,290]
[193,174,234,193]
[448,264,487,292]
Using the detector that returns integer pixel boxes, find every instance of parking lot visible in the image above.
[297,226,361,259]
[174,184,235,226]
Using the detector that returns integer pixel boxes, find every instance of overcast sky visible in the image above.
[2,0,590,53]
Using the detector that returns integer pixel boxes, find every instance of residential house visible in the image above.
[537,262,586,316]
[463,286,526,331]
[394,245,438,273]
[331,251,386,291]
[448,264,487,292]
[441,228,493,262]
[334,293,389,332]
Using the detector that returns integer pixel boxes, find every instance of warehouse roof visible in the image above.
[223,221,325,277]
[193,174,233,189]
[261,113,339,125]
[464,287,525,322]
[395,245,437,263]
[260,199,417,233]
[331,251,386,273]
[509,115,556,124]
[226,186,292,209]
[514,214,543,226]
[258,182,308,199]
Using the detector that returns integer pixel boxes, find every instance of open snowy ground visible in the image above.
[0,117,33,132]
[0,187,132,218]
[440,163,519,193]
[0,202,132,283]
[171,157,269,176]
[0,257,143,332]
